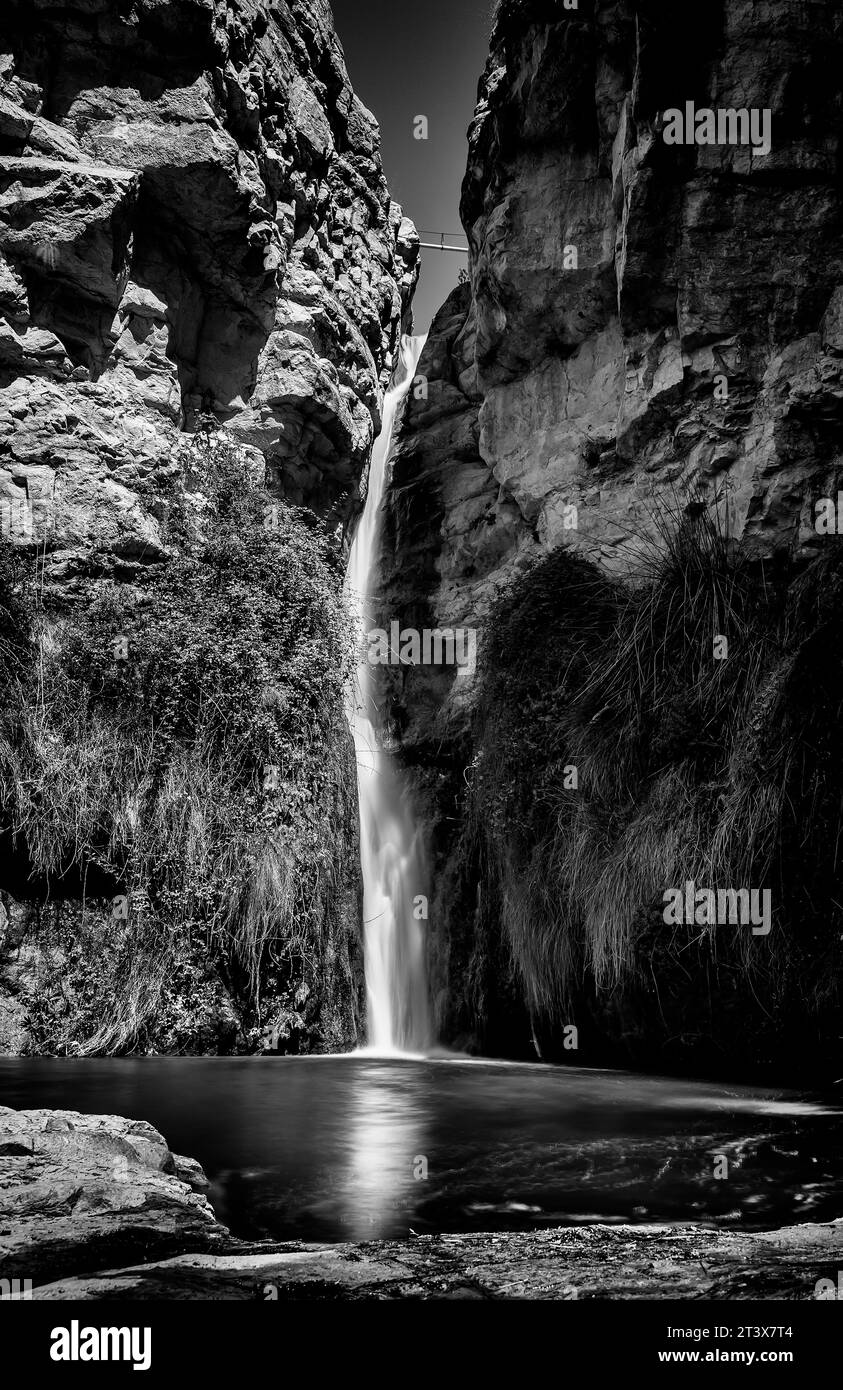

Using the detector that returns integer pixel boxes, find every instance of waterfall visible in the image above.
[345,334,432,1055]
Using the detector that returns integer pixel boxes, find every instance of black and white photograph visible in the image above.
[0,0,842,1371]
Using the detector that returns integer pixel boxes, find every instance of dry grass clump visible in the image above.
[469,497,843,1050]
[0,434,358,1054]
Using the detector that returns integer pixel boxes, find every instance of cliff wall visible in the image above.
[380,0,843,1074]
[0,0,417,1055]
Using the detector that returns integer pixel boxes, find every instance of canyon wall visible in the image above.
[0,0,418,551]
[380,0,843,1073]
[0,0,417,1055]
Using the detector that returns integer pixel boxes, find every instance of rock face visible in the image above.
[0,1105,228,1285]
[0,0,418,572]
[379,0,843,1062]
[461,0,843,574]
[0,0,418,1055]
[387,0,843,654]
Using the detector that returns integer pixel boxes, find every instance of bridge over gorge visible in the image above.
[416,230,469,253]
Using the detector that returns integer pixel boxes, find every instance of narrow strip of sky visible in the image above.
[330,0,492,332]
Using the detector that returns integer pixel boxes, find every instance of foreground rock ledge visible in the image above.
[30,1222,843,1302]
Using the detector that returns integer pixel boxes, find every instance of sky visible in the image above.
[330,0,493,332]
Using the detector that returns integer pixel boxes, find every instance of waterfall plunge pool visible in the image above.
[1,1055,841,1243]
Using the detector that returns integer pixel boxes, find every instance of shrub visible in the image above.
[0,431,358,1054]
[468,498,843,1066]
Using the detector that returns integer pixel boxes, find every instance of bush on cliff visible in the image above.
[0,432,361,1056]
[468,500,843,1075]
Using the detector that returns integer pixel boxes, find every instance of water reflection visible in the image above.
[338,1063,429,1239]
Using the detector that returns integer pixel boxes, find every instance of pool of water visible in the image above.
[1,1055,841,1242]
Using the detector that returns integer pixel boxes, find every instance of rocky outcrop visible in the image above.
[386,0,843,686]
[379,0,843,1063]
[0,1106,228,1285]
[460,0,843,573]
[0,0,419,1056]
[0,0,418,575]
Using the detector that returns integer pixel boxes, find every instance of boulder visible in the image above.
[0,1106,228,1287]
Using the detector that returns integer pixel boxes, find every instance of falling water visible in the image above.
[345,334,432,1054]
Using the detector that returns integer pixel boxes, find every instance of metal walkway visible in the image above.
[417,230,469,254]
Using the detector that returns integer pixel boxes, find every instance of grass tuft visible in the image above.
[467,496,843,1065]
[0,432,360,1055]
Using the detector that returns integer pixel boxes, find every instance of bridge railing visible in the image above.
[417,230,469,254]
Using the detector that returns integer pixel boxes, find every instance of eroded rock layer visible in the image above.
[0,0,418,571]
